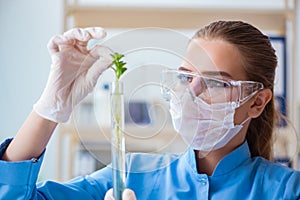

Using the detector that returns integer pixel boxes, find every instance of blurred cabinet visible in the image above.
[57,118,187,181]
[57,92,187,181]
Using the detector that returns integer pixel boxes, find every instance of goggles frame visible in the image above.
[161,69,264,108]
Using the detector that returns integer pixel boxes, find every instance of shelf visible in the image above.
[64,0,294,33]
[68,7,287,33]
[59,123,186,153]
[73,0,289,11]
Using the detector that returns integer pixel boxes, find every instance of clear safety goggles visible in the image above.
[161,69,264,108]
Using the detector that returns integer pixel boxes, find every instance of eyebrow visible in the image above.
[202,71,233,79]
[178,66,192,72]
[179,66,233,79]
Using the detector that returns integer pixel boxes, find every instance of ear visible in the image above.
[248,89,272,118]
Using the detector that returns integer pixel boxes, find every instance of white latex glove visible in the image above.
[104,188,137,200]
[33,27,113,123]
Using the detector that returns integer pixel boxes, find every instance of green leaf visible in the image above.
[121,68,127,74]
[110,52,127,80]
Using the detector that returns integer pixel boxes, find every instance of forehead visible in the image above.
[182,38,246,80]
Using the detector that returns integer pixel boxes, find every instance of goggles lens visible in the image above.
[161,69,264,108]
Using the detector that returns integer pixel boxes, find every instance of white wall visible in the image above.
[296,1,300,163]
[297,1,300,102]
[0,0,63,181]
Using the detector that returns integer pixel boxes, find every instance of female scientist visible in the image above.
[0,21,299,199]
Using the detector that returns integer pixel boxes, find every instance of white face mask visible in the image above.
[169,89,249,153]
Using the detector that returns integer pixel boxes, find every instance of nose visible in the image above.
[189,77,204,97]
[189,78,214,104]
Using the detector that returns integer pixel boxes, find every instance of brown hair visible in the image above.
[193,21,278,160]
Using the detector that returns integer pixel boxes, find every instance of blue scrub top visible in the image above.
[0,138,299,199]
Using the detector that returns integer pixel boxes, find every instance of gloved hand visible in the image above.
[104,188,137,200]
[33,27,113,123]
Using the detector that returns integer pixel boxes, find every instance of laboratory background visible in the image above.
[1,0,300,182]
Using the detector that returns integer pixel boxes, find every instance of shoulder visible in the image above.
[254,156,299,178]
[252,156,300,198]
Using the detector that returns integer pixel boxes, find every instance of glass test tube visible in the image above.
[110,81,126,200]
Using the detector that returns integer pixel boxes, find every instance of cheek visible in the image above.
[234,104,250,125]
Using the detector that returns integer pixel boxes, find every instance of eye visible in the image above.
[178,73,193,83]
[205,79,231,88]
